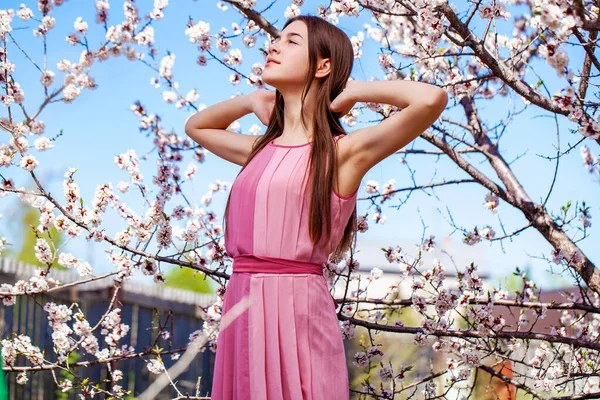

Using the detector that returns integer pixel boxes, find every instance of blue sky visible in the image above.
[1,0,598,293]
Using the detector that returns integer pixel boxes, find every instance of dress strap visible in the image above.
[333,134,347,143]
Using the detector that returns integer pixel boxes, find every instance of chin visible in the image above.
[263,76,306,93]
[262,75,280,89]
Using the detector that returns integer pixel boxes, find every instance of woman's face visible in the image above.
[262,20,310,90]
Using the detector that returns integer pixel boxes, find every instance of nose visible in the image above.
[269,40,280,55]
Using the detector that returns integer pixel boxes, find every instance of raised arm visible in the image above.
[185,94,253,132]
[184,93,261,166]
[332,79,448,177]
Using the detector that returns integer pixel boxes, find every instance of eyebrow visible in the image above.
[272,32,304,40]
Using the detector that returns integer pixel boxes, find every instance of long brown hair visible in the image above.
[222,15,357,262]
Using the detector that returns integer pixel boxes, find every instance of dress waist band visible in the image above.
[232,254,325,275]
[232,254,338,310]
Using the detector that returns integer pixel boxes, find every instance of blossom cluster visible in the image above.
[0,269,60,306]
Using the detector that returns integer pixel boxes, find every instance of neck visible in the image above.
[278,80,321,141]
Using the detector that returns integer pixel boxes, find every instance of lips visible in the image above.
[266,57,280,65]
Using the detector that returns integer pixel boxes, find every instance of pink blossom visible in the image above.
[147,359,165,374]
[413,332,427,346]
[40,70,54,86]
[16,5,33,21]
[19,155,38,171]
[59,379,73,392]
[352,351,368,367]
[16,372,28,385]
[35,238,53,263]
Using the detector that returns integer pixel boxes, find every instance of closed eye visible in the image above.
[269,38,298,45]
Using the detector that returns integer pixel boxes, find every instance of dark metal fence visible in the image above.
[0,257,217,399]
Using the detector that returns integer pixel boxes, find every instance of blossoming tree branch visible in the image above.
[0,0,599,398]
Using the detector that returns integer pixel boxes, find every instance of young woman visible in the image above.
[185,14,447,400]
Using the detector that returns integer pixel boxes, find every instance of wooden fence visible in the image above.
[0,257,217,399]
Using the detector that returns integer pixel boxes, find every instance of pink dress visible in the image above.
[211,134,357,400]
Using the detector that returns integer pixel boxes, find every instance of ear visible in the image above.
[315,58,331,79]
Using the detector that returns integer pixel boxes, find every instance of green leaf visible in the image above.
[16,207,65,269]
[164,267,213,294]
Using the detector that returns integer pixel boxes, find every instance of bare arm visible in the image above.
[185,94,253,131]
[351,79,446,109]
[341,80,448,176]
[184,94,260,166]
